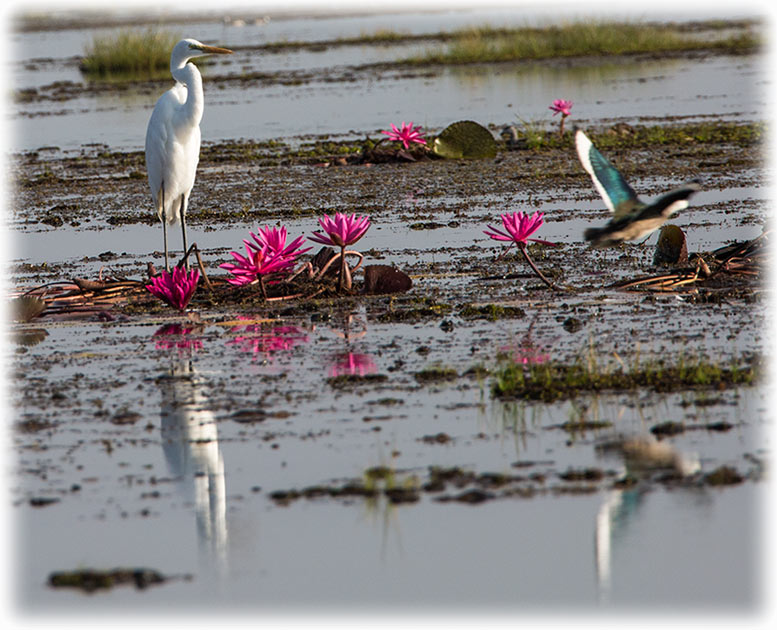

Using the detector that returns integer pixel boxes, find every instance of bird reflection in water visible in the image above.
[159,357,227,574]
[594,435,700,604]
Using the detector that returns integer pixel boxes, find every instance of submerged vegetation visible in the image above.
[492,347,761,401]
[404,20,760,65]
[79,28,181,79]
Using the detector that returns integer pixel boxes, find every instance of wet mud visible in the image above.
[9,24,768,606]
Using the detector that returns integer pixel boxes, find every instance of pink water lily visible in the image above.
[484,211,558,290]
[549,99,573,117]
[309,213,370,248]
[250,225,311,263]
[220,246,292,287]
[484,211,556,247]
[145,266,200,311]
[549,99,573,135]
[221,227,309,288]
[381,121,427,150]
[310,212,371,291]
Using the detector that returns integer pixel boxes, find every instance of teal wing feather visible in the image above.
[576,130,644,219]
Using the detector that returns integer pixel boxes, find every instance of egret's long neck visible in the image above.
[171,60,204,128]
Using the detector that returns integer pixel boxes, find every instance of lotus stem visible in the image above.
[314,250,364,285]
[519,243,557,290]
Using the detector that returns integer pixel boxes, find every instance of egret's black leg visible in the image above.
[179,195,189,270]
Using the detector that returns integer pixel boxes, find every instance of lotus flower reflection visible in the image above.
[549,99,573,135]
[328,352,377,378]
[228,321,309,359]
[310,212,370,291]
[484,211,557,289]
[499,341,549,366]
[153,323,203,352]
[146,267,200,311]
[381,121,427,150]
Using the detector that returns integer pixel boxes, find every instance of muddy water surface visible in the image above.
[7,6,769,617]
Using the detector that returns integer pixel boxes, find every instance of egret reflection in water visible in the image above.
[594,436,702,604]
[159,359,227,572]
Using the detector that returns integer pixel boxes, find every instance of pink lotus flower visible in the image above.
[549,99,573,117]
[309,213,370,248]
[250,226,311,264]
[145,267,200,311]
[549,99,573,136]
[220,247,289,287]
[310,213,371,291]
[328,352,377,378]
[484,211,558,290]
[484,211,555,247]
[381,121,427,150]
[221,227,309,287]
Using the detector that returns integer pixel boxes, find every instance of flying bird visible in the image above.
[145,39,233,271]
[575,129,701,247]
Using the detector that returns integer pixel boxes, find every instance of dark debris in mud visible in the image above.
[48,567,187,593]
[266,457,759,508]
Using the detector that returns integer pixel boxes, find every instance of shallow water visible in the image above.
[10,8,766,152]
[12,315,767,610]
[8,6,769,618]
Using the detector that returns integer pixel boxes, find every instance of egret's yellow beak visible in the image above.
[193,44,234,55]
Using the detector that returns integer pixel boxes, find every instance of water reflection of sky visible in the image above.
[11,7,767,611]
[9,184,765,268]
[16,313,765,608]
[10,7,765,152]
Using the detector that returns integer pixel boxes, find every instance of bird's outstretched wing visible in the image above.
[575,129,643,219]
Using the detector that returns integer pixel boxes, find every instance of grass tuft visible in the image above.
[405,21,760,65]
[80,28,181,80]
[491,347,761,402]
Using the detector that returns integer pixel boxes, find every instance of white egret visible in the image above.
[145,39,233,271]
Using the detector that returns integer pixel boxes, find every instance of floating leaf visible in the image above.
[12,296,47,322]
[653,224,688,266]
[362,265,413,294]
[432,120,497,159]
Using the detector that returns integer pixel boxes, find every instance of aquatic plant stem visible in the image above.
[519,243,557,290]
[184,243,213,292]
[313,250,365,290]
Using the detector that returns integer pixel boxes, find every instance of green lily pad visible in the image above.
[432,120,497,159]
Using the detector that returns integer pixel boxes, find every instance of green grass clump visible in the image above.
[499,121,763,153]
[80,28,181,80]
[406,21,760,65]
[491,350,760,402]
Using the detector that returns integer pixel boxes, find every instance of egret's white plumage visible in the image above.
[145,38,233,270]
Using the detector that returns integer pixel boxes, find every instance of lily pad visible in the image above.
[12,295,47,322]
[653,224,688,266]
[432,120,497,159]
[362,264,412,294]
